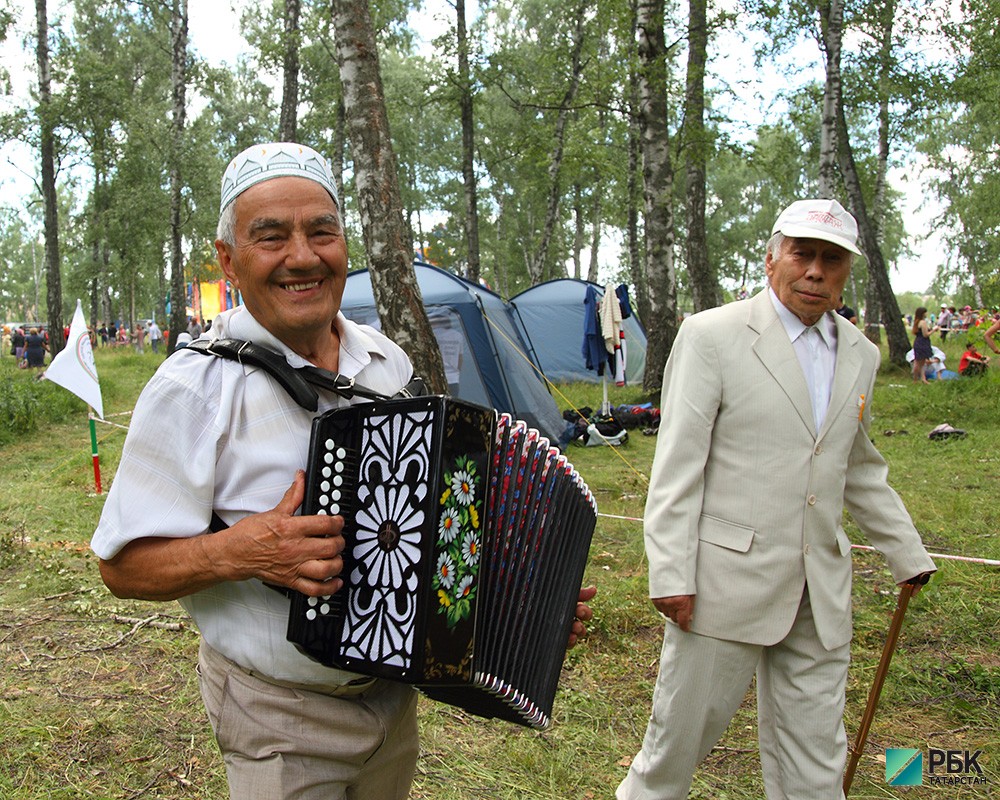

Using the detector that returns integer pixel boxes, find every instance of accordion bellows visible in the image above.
[286,395,597,729]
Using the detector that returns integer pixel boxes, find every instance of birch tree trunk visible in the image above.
[817,0,845,198]
[627,0,650,325]
[683,0,718,311]
[279,0,301,142]
[863,0,896,344]
[836,96,910,366]
[526,0,587,286]
[637,0,677,393]
[331,0,446,393]
[35,0,63,353]
[456,0,481,283]
[167,0,188,345]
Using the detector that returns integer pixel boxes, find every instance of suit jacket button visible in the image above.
[814,444,823,455]
[807,494,817,505]
[804,544,811,555]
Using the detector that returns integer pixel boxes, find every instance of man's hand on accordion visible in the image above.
[96,470,346,602]
[568,585,598,647]
[232,470,348,596]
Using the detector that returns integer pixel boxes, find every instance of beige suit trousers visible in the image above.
[617,590,849,800]
[198,641,419,800]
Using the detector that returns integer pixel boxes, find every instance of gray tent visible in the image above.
[340,263,566,443]
[511,279,647,385]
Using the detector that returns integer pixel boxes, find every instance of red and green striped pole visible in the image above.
[89,412,102,494]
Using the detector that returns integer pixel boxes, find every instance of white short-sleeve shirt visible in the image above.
[92,305,414,687]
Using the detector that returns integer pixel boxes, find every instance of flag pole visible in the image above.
[88,408,103,494]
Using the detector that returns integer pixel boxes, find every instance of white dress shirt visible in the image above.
[92,305,414,687]
[769,289,838,433]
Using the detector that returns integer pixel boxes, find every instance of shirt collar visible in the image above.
[211,306,387,378]
[768,288,836,349]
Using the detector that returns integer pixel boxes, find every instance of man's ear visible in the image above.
[216,240,239,287]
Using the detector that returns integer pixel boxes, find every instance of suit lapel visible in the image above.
[748,292,817,437]
[818,314,864,442]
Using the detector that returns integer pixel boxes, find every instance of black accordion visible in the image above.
[286,395,597,729]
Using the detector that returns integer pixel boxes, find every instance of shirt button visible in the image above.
[808,494,817,505]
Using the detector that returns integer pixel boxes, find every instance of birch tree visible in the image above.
[331,0,446,393]
[637,0,677,392]
[167,0,188,342]
[279,0,301,142]
[682,0,719,312]
[35,0,64,352]
[455,0,481,283]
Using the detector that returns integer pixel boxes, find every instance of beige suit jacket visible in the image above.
[644,290,935,650]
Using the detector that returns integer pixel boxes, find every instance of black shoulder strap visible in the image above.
[186,337,428,411]
[187,338,322,410]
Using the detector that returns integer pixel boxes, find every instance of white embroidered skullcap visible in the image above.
[220,142,339,213]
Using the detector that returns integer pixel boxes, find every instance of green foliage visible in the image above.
[0,346,998,798]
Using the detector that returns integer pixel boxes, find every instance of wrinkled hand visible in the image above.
[652,595,695,632]
[227,470,346,596]
[567,585,598,648]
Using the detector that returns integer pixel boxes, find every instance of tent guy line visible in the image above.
[479,304,652,486]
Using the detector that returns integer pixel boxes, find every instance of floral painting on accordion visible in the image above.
[433,455,483,628]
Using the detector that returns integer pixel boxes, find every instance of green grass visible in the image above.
[1,338,998,799]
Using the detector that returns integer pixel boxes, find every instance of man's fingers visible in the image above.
[274,470,307,516]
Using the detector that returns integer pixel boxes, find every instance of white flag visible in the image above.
[44,299,104,419]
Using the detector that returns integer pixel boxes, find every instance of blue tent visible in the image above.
[340,263,565,443]
[511,279,647,385]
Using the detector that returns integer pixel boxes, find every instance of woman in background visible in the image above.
[911,307,933,384]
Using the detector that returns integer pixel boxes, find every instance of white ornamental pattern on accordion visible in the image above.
[341,409,434,669]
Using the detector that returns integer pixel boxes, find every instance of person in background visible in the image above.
[12,327,25,361]
[959,340,990,377]
[983,313,1000,357]
[618,198,935,800]
[937,305,952,342]
[834,295,857,325]
[24,327,48,378]
[147,320,163,354]
[2,326,10,359]
[92,141,594,800]
[911,307,933,384]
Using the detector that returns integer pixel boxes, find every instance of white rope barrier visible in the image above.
[596,512,1000,568]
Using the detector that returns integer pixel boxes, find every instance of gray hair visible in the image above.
[216,201,237,247]
[766,231,786,259]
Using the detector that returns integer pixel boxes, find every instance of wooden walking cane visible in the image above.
[843,575,928,795]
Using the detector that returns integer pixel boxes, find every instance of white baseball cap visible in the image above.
[220,142,339,213]
[771,199,862,256]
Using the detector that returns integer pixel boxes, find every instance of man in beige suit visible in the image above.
[618,199,936,800]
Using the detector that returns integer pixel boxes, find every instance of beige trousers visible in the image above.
[198,641,419,800]
[617,590,850,800]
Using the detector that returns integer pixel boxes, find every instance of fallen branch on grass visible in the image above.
[79,614,186,652]
[110,613,185,631]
